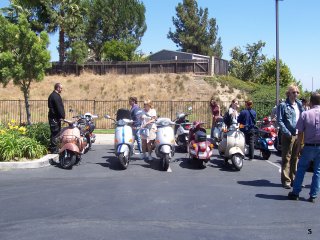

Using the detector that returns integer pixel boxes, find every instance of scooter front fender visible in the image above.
[116,144,131,157]
[160,144,172,154]
[229,146,244,157]
[59,143,80,154]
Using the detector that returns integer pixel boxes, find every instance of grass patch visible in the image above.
[94,129,115,134]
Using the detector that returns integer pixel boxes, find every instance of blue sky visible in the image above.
[1,0,319,91]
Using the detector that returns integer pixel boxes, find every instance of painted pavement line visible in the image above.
[265,160,281,173]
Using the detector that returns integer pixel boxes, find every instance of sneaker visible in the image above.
[141,153,146,160]
[283,183,291,189]
[148,154,153,161]
[288,192,299,200]
[308,196,316,203]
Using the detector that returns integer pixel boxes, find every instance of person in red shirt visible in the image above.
[210,98,221,138]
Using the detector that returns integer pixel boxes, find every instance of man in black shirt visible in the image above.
[48,83,65,153]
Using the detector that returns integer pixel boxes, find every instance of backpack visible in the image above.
[223,111,232,127]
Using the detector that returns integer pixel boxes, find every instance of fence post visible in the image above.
[19,99,22,125]
[93,100,96,114]
[170,100,173,120]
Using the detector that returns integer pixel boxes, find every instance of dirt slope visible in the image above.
[0,73,244,102]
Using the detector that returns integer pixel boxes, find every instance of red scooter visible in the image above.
[188,121,214,168]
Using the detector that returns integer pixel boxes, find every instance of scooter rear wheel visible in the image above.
[261,150,271,160]
[59,150,77,169]
[119,153,129,170]
[231,153,243,171]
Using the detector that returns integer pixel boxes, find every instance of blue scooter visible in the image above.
[253,127,274,160]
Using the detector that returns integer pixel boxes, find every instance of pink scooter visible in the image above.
[58,119,86,169]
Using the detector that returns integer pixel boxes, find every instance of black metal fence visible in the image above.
[0,100,274,129]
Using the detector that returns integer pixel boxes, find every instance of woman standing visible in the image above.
[228,99,240,127]
[210,98,221,138]
[140,100,157,161]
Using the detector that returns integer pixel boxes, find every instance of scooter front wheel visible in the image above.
[161,153,170,171]
[118,153,129,170]
[59,150,77,169]
[83,135,91,154]
[231,153,243,171]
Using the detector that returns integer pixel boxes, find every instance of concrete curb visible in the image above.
[0,134,113,170]
[0,154,59,170]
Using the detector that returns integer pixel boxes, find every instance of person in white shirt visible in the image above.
[228,99,239,127]
[140,100,157,161]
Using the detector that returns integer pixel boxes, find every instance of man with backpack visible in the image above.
[237,100,257,160]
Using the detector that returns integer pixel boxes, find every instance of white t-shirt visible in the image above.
[293,103,300,134]
[228,107,238,125]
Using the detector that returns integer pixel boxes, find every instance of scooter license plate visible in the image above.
[268,145,275,150]
[198,152,207,158]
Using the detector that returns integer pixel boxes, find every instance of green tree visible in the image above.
[102,39,136,61]
[6,0,87,63]
[258,58,295,87]
[167,0,222,57]
[66,40,88,64]
[85,0,146,61]
[0,15,51,125]
[229,41,266,82]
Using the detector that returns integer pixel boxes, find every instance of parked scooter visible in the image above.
[105,109,134,170]
[174,107,192,152]
[154,118,176,171]
[218,124,245,171]
[58,118,87,169]
[188,121,214,168]
[253,117,277,159]
[212,116,225,146]
[78,112,98,153]
[252,127,274,160]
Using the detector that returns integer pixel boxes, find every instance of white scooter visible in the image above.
[105,109,134,170]
[154,118,175,171]
[218,124,245,171]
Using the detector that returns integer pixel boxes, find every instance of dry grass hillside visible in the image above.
[0,73,245,102]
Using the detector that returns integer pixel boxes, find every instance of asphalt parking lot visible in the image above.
[0,144,319,240]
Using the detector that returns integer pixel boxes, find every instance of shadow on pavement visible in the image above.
[98,156,125,171]
[238,179,282,187]
[209,158,242,172]
[255,194,289,201]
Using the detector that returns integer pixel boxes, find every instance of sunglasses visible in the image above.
[291,91,299,94]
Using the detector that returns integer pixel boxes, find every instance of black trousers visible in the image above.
[49,118,61,152]
[244,130,255,159]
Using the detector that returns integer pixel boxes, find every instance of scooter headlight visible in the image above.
[192,143,197,149]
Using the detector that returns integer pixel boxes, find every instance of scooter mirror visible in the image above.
[104,114,111,119]
[187,106,192,111]
[69,108,74,113]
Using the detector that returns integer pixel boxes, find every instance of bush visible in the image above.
[0,133,47,161]
[0,121,48,161]
[25,122,51,148]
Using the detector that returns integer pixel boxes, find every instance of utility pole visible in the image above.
[275,0,283,105]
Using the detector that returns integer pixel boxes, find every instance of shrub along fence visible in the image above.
[0,100,275,129]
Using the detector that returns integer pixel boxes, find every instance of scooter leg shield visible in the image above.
[117,144,130,157]
[59,143,80,154]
